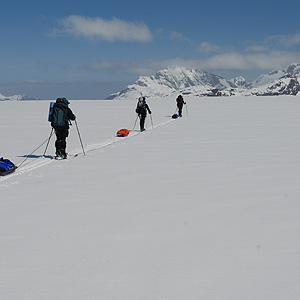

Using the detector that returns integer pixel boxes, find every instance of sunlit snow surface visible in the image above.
[1,96,300,300]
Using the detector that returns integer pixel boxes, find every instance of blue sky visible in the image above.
[1,0,300,99]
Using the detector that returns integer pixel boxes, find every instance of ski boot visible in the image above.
[55,150,62,158]
[61,150,68,159]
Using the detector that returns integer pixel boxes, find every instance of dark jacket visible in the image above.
[176,95,185,106]
[136,103,151,116]
[66,108,76,128]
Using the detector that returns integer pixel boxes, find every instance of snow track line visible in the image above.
[80,118,175,155]
[0,157,54,183]
[0,118,176,183]
[80,129,141,155]
[73,118,175,155]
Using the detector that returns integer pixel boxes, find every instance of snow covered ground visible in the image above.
[1,96,300,300]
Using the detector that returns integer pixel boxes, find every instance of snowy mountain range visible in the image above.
[107,64,300,99]
[0,92,39,101]
[2,63,300,100]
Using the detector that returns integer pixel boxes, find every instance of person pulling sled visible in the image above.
[51,98,76,159]
[176,95,186,117]
[135,96,152,132]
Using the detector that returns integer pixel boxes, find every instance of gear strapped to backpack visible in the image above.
[136,97,147,114]
[51,98,69,129]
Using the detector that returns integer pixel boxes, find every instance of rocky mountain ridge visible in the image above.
[0,92,39,101]
[107,63,300,99]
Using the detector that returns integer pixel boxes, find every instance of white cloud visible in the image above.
[51,15,153,42]
[202,51,300,70]
[245,44,269,52]
[267,33,300,47]
[245,32,300,52]
[81,51,300,77]
[198,42,222,53]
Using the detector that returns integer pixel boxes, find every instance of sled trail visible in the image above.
[0,118,175,182]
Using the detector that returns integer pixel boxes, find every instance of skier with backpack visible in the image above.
[51,98,76,159]
[135,96,152,132]
[176,94,186,117]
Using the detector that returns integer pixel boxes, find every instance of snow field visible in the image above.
[1,96,300,300]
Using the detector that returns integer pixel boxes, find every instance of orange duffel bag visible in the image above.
[116,128,130,137]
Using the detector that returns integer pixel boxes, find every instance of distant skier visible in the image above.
[51,97,76,159]
[135,96,152,132]
[176,95,186,117]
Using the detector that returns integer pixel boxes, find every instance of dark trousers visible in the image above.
[139,114,146,130]
[55,129,69,153]
[177,104,183,116]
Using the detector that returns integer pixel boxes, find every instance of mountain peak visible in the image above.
[0,92,39,101]
[286,63,300,76]
[106,67,235,99]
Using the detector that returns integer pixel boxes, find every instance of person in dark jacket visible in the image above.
[135,96,152,132]
[176,94,186,117]
[51,97,76,159]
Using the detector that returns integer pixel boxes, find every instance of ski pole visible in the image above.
[17,132,55,169]
[185,103,189,116]
[43,128,54,156]
[150,113,154,129]
[75,119,86,156]
[132,114,139,131]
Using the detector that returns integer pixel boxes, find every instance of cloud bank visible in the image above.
[81,50,300,77]
[51,15,153,42]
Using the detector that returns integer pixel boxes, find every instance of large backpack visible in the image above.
[51,98,69,129]
[136,97,146,114]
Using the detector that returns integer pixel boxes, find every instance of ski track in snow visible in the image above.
[0,118,175,183]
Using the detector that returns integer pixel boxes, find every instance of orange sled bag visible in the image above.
[116,129,130,137]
